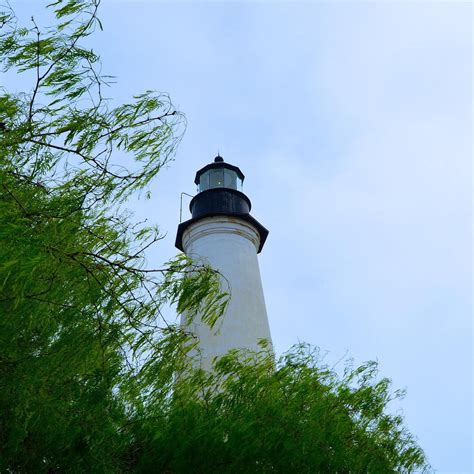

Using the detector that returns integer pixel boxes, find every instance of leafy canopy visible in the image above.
[0,1,429,472]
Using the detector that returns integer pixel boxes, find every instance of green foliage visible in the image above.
[125,345,429,473]
[159,254,230,329]
[0,0,222,470]
[0,0,183,201]
[0,1,429,472]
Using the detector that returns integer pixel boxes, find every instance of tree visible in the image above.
[0,1,429,472]
[130,345,429,473]
[0,0,224,470]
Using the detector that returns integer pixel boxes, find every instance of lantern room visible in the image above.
[195,155,244,193]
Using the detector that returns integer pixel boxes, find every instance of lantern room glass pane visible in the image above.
[235,176,243,191]
[224,169,237,190]
[210,169,224,188]
[198,170,211,192]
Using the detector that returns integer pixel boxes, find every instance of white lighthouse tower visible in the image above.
[176,155,272,370]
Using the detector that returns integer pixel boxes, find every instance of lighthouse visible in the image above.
[175,155,272,369]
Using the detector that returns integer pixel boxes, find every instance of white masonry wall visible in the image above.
[181,216,272,370]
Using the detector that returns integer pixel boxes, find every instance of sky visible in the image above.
[7,1,473,472]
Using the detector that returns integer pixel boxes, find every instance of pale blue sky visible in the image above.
[8,1,473,472]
